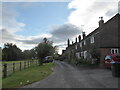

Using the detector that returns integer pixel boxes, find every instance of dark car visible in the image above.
[103,53,120,68]
[42,56,53,63]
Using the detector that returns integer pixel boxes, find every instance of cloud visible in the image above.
[51,23,82,43]
[118,1,120,13]
[1,29,17,43]
[17,23,82,45]
[1,0,119,54]
[68,0,118,34]
[2,4,26,33]
[1,28,52,50]
[2,0,70,2]
[18,34,52,44]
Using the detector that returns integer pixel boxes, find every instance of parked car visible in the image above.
[42,56,53,63]
[103,53,120,68]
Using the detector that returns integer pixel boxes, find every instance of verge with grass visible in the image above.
[2,62,55,88]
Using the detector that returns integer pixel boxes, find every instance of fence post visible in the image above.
[38,60,39,65]
[30,60,32,66]
[30,60,31,66]
[3,64,7,78]
[28,60,30,67]
[20,62,22,71]
[36,60,37,65]
[31,60,33,66]
[13,63,15,73]
[27,61,29,68]
[24,61,26,69]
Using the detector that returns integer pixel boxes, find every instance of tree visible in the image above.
[22,50,31,59]
[2,43,22,61]
[22,48,37,60]
[89,46,100,64]
[36,38,55,65]
[90,47,100,59]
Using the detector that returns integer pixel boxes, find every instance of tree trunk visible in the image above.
[38,58,42,66]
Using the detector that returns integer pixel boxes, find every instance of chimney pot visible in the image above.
[78,35,81,42]
[82,32,86,39]
[67,39,70,47]
[75,37,77,43]
[72,41,74,44]
[99,16,104,27]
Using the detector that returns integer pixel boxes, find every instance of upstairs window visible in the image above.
[111,49,119,54]
[75,45,77,50]
[90,36,94,43]
[80,42,82,47]
[84,40,86,45]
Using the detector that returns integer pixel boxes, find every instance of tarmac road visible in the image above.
[23,60,119,88]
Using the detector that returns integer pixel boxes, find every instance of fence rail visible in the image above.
[2,60,39,78]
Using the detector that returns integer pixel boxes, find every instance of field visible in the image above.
[2,62,55,88]
[2,60,39,77]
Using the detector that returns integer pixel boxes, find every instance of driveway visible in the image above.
[23,60,119,88]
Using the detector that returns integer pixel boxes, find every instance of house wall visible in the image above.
[100,48,120,67]
[100,48,111,66]
[62,13,120,66]
[118,14,120,47]
[99,14,119,48]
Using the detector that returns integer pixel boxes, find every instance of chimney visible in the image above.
[82,32,86,39]
[78,35,81,42]
[67,38,70,47]
[75,37,77,43]
[72,41,74,44]
[99,17,104,27]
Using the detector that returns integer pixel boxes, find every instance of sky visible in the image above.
[0,0,119,54]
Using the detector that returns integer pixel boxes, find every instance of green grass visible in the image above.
[2,60,39,76]
[2,62,55,88]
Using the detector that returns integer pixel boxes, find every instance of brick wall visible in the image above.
[100,48,111,67]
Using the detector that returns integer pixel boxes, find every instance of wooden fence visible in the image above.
[2,60,39,78]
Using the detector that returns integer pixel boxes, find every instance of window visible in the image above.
[84,51,87,58]
[90,36,94,43]
[76,52,80,59]
[80,42,82,47]
[80,52,84,56]
[84,40,86,45]
[75,45,77,50]
[111,49,119,54]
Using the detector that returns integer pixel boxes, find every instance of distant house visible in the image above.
[62,13,120,66]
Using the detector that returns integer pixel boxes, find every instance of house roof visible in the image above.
[80,13,120,41]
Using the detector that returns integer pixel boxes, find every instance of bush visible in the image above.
[74,57,86,65]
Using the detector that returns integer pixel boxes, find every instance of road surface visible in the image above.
[23,61,119,88]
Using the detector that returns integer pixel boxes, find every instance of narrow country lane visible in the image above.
[23,60,119,88]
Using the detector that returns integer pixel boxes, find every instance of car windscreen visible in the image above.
[105,56,112,60]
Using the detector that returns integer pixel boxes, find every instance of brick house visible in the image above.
[62,13,120,66]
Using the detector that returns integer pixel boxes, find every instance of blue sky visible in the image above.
[4,2,72,36]
[1,0,118,54]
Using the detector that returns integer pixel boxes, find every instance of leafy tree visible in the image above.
[22,50,31,59]
[36,38,55,65]
[22,48,37,59]
[2,43,22,61]
[90,47,100,59]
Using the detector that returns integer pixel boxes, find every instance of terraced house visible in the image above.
[62,13,120,66]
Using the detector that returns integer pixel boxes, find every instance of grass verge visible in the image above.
[2,62,55,88]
